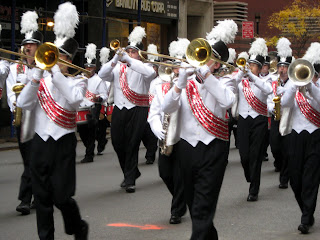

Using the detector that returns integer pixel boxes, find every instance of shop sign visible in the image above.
[106,0,179,19]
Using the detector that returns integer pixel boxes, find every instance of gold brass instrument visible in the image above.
[158,64,174,82]
[273,75,281,121]
[269,59,278,74]
[236,57,249,74]
[0,43,90,76]
[12,83,25,127]
[17,46,25,74]
[110,39,125,56]
[159,112,174,156]
[186,38,235,73]
[288,58,314,87]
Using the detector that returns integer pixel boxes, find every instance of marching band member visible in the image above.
[148,39,189,225]
[235,38,273,201]
[17,3,88,239]
[6,11,43,215]
[95,47,111,155]
[281,42,320,234]
[161,20,237,239]
[260,55,271,162]
[141,43,160,164]
[267,38,294,188]
[98,26,156,193]
[77,43,108,163]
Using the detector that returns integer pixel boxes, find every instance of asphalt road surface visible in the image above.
[0,136,319,240]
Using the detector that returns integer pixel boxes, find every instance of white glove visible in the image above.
[176,63,194,89]
[16,74,28,84]
[51,64,61,75]
[120,51,132,64]
[196,64,210,79]
[277,86,285,95]
[153,122,165,140]
[111,52,123,65]
[32,68,44,82]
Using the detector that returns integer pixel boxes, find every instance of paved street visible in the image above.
[0,136,320,240]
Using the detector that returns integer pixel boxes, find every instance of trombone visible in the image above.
[0,42,90,76]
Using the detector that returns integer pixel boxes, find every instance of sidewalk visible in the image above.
[0,138,19,151]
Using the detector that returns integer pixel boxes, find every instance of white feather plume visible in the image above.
[238,51,249,60]
[176,38,190,58]
[100,47,110,65]
[20,11,39,37]
[249,38,268,57]
[206,19,238,44]
[227,48,237,63]
[276,37,292,58]
[54,2,79,47]
[85,43,96,64]
[169,40,179,57]
[128,26,146,46]
[303,42,320,65]
[147,44,158,61]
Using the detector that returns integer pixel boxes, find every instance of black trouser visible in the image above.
[141,122,158,161]
[177,139,228,240]
[111,106,148,185]
[30,133,83,240]
[16,126,33,204]
[78,123,97,158]
[269,117,290,184]
[288,129,320,225]
[158,144,186,217]
[237,115,268,195]
[96,117,110,153]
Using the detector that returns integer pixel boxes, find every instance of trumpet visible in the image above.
[236,57,249,73]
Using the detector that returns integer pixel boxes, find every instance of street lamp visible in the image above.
[255,13,261,36]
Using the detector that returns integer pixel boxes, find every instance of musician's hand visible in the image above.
[120,51,132,64]
[176,66,190,89]
[153,122,165,140]
[277,86,285,95]
[51,64,61,75]
[17,74,28,84]
[32,68,44,82]
[111,51,123,65]
[196,64,211,79]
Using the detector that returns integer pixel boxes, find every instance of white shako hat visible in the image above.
[53,2,79,60]
[126,26,146,51]
[100,47,110,65]
[303,42,320,75]
[276,37,294,66]
[248,38,268,67]
[206,19,238,62]
[146,44,159,62]
[84,43,97,67]
[20,11,43,45]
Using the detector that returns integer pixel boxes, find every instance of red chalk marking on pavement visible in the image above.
[107,223,166,230]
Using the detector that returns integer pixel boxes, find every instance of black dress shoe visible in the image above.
[169,215,181,224]
[75,220,89,240]
[120,180,126,188]
[80,157,93,163]
[16,202,30,215]
[279,183,288,189]
[247,194,258,202]
[97,152,103,156]
[125,185,136,193]
[298,224,310,234]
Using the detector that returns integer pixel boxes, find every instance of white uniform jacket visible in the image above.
[235,71,273,119]
[98,58,156,110]
[281,79,320,134]
[162,74,235,147]
[79,73,108,108]
[17,71,87,141]
[0,60,10,99]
